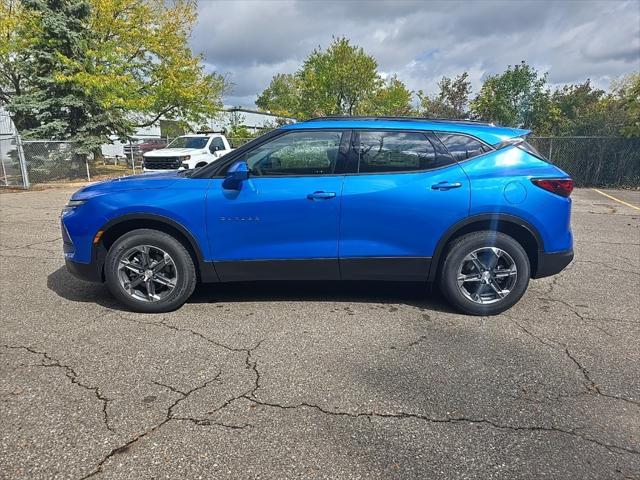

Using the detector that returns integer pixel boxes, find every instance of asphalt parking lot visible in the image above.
[0,187,638,479]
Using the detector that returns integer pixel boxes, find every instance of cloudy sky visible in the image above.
[191,0,640,108]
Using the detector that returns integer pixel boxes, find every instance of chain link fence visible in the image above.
[2,133,638,189]
[228,137,254,148]
[529,136,640,188]
[0,134,29,188]
[22,140,139,185]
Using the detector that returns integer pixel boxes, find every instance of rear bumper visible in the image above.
[65,258,103,283]
[533,249,574,279]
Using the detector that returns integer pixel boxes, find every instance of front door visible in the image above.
[206,129,348,281]
[339,130,470,280]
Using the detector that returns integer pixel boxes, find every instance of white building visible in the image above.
[206,107,295,134]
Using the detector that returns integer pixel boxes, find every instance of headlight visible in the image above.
[178,155,191,161]
[61,199,86,216]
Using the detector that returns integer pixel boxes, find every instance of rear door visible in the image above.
[338,130,470,280]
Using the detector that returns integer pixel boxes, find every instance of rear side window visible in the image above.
[355,131,451,173]
[436,133,491,161]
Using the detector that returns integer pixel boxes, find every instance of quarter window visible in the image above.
[355,131,449,173]
[436,133,491,161]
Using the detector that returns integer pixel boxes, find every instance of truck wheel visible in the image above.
[439,231,530,316]
[195,162,207,169]
[104,229,197,313]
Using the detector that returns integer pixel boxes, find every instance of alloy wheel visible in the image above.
[457,247,518,304]
[117,245,178,302]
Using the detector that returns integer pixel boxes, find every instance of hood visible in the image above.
[71,171,181,201]
[143,148,205,157]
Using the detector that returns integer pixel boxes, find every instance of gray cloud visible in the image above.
[191,0,640,107]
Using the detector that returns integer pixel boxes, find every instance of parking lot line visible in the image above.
[591,188,640,211]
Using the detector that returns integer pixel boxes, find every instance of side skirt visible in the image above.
[340,257,431,281]
[213,259,340,282]
[203,257,432,283]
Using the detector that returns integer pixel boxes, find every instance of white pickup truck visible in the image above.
[142,133,233,172]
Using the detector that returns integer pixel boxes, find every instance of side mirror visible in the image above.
[222,160,249,190]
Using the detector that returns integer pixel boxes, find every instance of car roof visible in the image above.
[282,117,529,145]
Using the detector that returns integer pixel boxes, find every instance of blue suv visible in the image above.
[62,117,574,315]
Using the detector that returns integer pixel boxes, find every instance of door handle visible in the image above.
[307,191,336,200]
[431,181,462,191]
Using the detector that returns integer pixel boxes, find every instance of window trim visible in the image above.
[193,127,464,179]
[434,131,495,163]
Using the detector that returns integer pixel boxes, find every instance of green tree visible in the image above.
[546,81,605,136]
[298,37,379,117]
[471,61,551,130]
[614,73,640,137]
[255,73,300,118]
[4,0,113,155]
[359,75,412,116]
[257,38,412,119]
[257,37,386,119]
[0,0,39,115]
[418,72,472,119]
[1,0,228,154]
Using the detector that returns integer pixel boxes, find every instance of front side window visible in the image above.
[355,131,448,173]
[436,133,491,161]
[167,136,209,149]
[245,130,343,176]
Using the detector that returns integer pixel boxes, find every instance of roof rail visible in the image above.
[303,116,494,126]
[196,129,226,134]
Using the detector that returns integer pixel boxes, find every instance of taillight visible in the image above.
[531,178,574,197]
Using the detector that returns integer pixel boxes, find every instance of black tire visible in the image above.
[439,231,530,316]
[195,162,208,169]
[104,229,197,313]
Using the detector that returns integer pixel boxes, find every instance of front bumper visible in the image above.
[142,167,185,173]
[65,258,103,283]
[533,249,574,279]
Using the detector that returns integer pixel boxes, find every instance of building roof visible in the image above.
[283,117,529,145]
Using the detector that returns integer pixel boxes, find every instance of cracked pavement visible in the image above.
[0,187,639,479]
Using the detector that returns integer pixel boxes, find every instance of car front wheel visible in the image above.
[439,231,530,316]
[104,229,197,313]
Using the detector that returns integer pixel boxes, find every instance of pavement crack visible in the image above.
[243,396,639,456]
[2,344,114,433]
[114,313,261,355]
[405,335,429,348]
[536,297,617,335]
[81,371,222,479]
[564,347,640,407]
[0,236,61,253]
[172,417,251,430]
[153,380,187,396]
[508,320,639,407]
[206,340,264,416]
[573,259,640,276]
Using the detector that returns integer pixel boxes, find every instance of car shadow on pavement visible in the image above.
[46,266,458,314]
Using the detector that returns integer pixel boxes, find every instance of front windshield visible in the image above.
[167,136,208,149]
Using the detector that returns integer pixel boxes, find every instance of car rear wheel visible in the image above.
[439,231,530,315]
[104,229,197,313]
